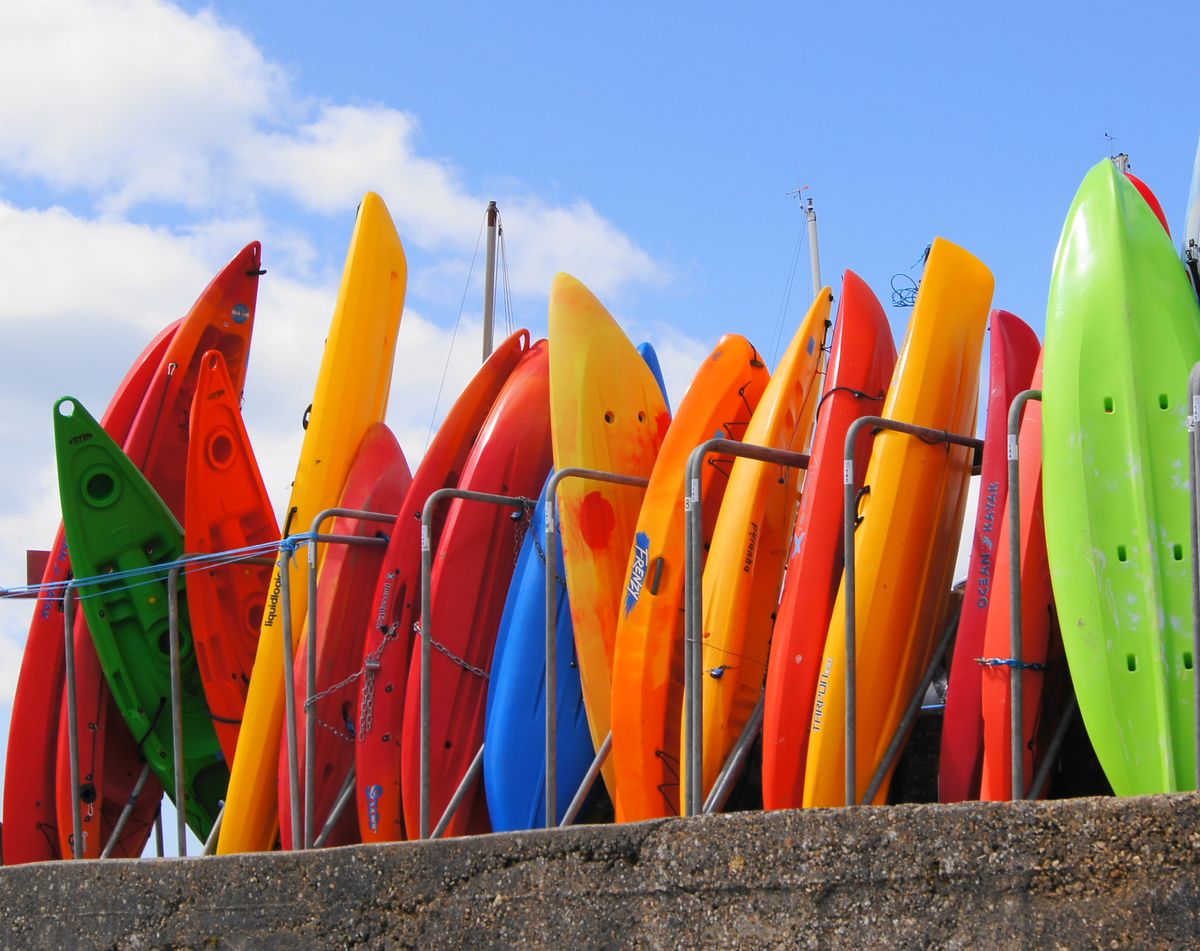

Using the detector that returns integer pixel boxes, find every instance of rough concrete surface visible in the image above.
[3,794,1200,949]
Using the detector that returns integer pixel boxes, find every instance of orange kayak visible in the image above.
[610,334,769,821]
[683,289,830,809]
[803,237,993,808]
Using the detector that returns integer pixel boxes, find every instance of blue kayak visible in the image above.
[483,472,594,829]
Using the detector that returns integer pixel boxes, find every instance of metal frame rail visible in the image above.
[682,437,811,817]
[840,416,983,807]
[418,487,536,839]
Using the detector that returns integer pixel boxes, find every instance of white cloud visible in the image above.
[0,0,664,301]
[0,0,286,213]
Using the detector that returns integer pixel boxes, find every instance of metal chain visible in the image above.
[412,618,489,679]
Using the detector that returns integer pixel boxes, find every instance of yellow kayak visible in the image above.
[682,290,830,809]
[549,272,669,798]
[218,193,407,853]
[803,237,992,808]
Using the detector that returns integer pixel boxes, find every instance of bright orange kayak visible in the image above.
[683,289,830,809]
[610,334,769,821]
[803,237,993,808]
[762,270,896,810]
[186,350,280,767]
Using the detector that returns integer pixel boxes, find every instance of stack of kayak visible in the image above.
[3,153,1199,864]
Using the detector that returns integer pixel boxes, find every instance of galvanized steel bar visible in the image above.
[201,802,224,856]
[1007,389,1042,798]
[99,763,153,859]
[279,547,302,851]
[1026,695,1078,801]
[63,585,83,860]
[683,438,810,817]
[420,487,535,838]
[432,743,485,839]
[860,605,958,804]
[304,508,395,848]
[167,567,187,856]
[559,730,612,827]
[313,765,356,848]
[544,467,649,828]
[702,693,764,815]
[153,805,164,858]
[841,416,983,807]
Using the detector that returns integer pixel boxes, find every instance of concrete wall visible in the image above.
[3,794,1200,949]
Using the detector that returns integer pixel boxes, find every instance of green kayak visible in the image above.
[1044,159,1200,795]
[54,396,227,838]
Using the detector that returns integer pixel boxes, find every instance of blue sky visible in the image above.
[0,0,1194,853]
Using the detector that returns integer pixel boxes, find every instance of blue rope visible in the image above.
[976,656,1047,672]
[0,533,315,602]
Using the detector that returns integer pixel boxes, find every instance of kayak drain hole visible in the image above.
[86,471,117,504]
[1173,543,1184,561]
[1126,654,1137,672]
[1185,653,1194,671]
[1104,396,1114,414]
[1117,545,1128,562]
[1159,393,1169,410]
[604,411,614,424]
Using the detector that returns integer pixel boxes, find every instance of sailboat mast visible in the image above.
[482,201,499,361]
[805,197,822,295]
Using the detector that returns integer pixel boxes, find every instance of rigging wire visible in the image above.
[768,219,807,369]
[497,209,516,339]
[424,211,487,454]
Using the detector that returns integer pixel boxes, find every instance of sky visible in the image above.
[0,0,1195,854]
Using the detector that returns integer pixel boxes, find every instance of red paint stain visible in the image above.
[654,410,671,445]
[579,491,616,549]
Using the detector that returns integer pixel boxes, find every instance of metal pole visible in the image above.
[1190,364,1200,790]
[841,416,984,806]
[420,487,535,838]
[1007,389,1042,799]
[543,467,650,828]
[167,567,187,856]
[153,805,164,858]
[482,201,498,361]
[559,731,612,827]
[683,438,809,816]
[99,763,153,859]
[302,507,394,849]
[1025,695,1079,801]
[201,803,224,856]
[860,606,958,804]
[702,693,764,814]
[313,765,356,848]
[279,546,302,851]
[431,744,485,839]
[804,197,821,296]
[62,585,84,860]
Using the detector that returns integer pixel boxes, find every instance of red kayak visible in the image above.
[761,270,896,809]
[278,423,411,849]
[54,242,262,858]
[400,340,553,839]
[1126,171,1171,236]
[185,350,280,767]
[2,319,176,864]
[939,310,1039,802]
[979,357,1060,799]
[356,329,528,843]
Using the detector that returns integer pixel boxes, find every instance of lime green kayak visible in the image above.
[54,396,226,838]
[1043,159,1200,795]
